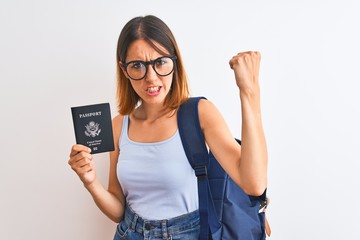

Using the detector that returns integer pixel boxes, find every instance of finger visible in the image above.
[76,151,93,162]
[229,55,243,69]
[68,151,93,166]
[236,51,260,59]
[75,163,94,175]
[229,51,252,68]
[70,157,94,173]
[256,51,261,59]
[229,59,234,69]
[78,157,93,168]
[252,51,261,73]
[69,144,92,157]
[240,51,261,71]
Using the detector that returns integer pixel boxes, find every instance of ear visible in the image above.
[119,61,127,77]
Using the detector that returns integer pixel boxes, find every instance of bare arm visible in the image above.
[232,51,267,196]
[68,115,125,222]
[199,51,267,196]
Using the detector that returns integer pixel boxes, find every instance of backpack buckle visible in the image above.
[194,165,207,179]
[259,198,268,213]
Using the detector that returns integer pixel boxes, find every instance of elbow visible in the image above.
[110,214,122,223]
[242,182,267,197]
[110,208,124,223]
[246,188,267,197]
[107,206,124,223]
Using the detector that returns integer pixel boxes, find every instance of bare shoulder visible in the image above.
[112,114,124,132]
[197,98,223,130]
[198,98,216,111]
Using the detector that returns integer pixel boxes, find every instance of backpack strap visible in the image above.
[177,97,208,175]
[178,97,221,240]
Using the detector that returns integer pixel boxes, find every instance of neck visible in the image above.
[133,103,174,122]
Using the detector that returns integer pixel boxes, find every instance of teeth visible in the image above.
[147,86,160,93]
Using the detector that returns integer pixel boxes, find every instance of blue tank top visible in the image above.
[117,115,198,220]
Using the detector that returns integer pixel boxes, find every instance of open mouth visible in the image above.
[146,86,161,93]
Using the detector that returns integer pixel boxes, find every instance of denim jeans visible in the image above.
[113,205,200,240]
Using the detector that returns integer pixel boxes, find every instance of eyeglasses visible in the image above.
[121,56,177,80]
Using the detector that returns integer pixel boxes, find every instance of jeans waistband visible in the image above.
[123,204,199,238]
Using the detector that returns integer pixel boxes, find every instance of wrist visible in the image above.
[238,85,260,97]
[84,178,100,192]
[239,87,260,103]
[239,87,262,114]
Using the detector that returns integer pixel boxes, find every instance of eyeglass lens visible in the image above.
[125,56,175,80]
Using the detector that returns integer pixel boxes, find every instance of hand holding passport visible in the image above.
[71,103,115,154]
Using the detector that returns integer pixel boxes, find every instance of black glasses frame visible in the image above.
[121,56,177,80]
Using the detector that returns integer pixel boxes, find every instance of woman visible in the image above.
[68,15,267,240]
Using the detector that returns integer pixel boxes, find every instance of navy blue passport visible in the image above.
[71,103,114,154]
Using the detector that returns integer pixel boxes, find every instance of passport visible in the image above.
[71,103,114,154]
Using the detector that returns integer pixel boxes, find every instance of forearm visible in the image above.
[239,89,268,196]
[85,178,124,223]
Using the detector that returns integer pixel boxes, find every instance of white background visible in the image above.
[1,0,359,239]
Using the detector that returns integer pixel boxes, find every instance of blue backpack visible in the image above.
[178,97,268,240]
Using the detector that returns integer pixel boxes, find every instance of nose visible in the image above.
[144,64,157,82]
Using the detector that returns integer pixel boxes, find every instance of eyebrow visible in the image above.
[125,56,167,63]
